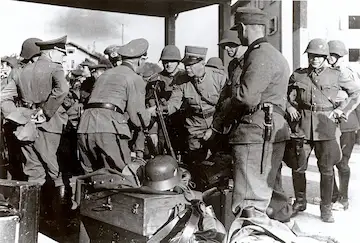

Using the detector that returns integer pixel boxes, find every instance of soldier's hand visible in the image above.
[147,106,157,117]
[287,106,300,121]
[329,108,347,123]
[135,150,144,159]
[31,108,46,124]
[203,128,213,141]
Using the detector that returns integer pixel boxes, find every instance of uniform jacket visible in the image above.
[166,67,227,137]
[212,56,244,134]
[214,38,291,144]
[2,56,69,133]
[335,67,360,132]
[145,69,185,107]
[77,63,150,152]
[288,66,360,140]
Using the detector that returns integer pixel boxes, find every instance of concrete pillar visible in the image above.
[281,0,293,73]
[165,15,176,45]
[293,0,308,69]
[218,1,231,67]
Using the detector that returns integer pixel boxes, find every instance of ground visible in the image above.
[37,145,360,243]
[281,145,360,243]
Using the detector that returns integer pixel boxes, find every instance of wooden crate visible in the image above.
[80,189,190,237]
[0,179,41,243]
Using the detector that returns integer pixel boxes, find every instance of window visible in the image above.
[71,60,75,69]
[349,49,360,62]
[349,16,360,29]
[268,16,278,35]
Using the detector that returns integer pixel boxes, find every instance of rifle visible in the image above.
[137,112,158,157]
[153,81,177,159]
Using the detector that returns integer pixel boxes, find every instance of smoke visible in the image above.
[49,8,125,40]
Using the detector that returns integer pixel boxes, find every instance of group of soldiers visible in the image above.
[1,6,360,237]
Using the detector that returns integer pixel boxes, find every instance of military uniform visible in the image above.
[2,36,69,186]
[331,65,360,207]
[166,46,227,164]
[288,53,360,221]
[213,7,291,217]
[78,38,150,173]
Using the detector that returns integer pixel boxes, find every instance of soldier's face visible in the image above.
[308,54,327,69]
[51,49,66,64]
[224,45,238,58]
[328,54,342,67]
[185,61,205,78]
[162,61,179,74]
[237,23,249,46]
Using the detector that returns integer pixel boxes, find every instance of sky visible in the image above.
[0,0,227,63]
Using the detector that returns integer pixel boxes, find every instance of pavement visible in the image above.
[281,144,360,243]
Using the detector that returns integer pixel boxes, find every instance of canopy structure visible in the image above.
[17,0,249,63]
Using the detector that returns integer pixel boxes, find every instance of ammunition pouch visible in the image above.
[283,134,306,170]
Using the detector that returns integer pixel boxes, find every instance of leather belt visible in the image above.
[299,104,333,112]
[84,102,124,114]
[246,103,286,117]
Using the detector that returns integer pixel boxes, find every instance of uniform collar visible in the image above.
[243,37,267,60]
[194,71,206,83]
[309,66,326,76]
[121,62,135,72]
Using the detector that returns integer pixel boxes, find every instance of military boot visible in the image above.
[320,175,335,223]
[338,171,350,210]
[291,172,307,216]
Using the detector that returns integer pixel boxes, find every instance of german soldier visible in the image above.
[78,38,152,173]
[157,45,187,157]
[327,40,360,210]
[287,38,360,222]
[210,7,291,220]
[152,46,227,176]
[1,38,43,181]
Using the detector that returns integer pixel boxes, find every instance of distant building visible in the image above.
[64,42,100,73]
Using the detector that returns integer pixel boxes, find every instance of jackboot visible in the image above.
[291,172,307,216]
[338,171,350,210]
[332,176,339,203]
[320,175,335,223]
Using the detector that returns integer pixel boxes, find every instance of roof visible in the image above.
[18,0,231,17]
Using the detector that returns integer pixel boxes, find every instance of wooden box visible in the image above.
[80,189,190,237]
[0,179,40,243]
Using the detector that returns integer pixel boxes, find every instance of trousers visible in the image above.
[22,129,63,186]
[78,132,131,173]
[232,142,286,214]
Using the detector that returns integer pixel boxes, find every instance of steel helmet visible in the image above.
[328,40,348,57]
[143,155,181,191]
[304,38,329,56]
[206,57,225,70]
[160,45,181,61]
[20,38,42,60]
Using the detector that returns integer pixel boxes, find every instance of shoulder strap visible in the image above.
[190,80,217,106]
[309,74,336,108]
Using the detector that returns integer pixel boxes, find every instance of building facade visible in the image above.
[232,0,360,73]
